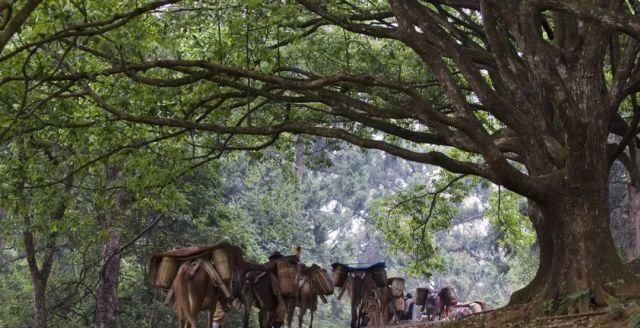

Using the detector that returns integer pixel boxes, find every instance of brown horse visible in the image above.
[241,269,283,328]
[293,265,321,328]
[342,271,383,328]
[384,278,406,324]
[242,253,299,328]
[348,271,367,328]
[172,260,221,328]
[422,286,458,321]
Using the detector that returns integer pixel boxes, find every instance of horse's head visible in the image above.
[439,286,458,306]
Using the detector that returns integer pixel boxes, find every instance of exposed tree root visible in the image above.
[393,301,640,327]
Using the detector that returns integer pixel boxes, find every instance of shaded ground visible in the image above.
[388,304,640,328]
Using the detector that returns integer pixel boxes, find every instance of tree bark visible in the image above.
[510,101,640,314]
[94,227,122,328]
[93,167,127,328]
[24,225,50,328]
[628,148,640,261]
[295,139,305,181]
[510,180,638,314]
[23,171,72,328]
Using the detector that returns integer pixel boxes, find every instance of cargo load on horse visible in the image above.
[385,277,406,324]
[419,286,458,322]
[148,242,248,328]
[453,300,490,320]
[331,262,388,328]
[293,263,334,328]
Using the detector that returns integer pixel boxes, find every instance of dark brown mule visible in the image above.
[172,260,221,328]
[342,271,382,328]
[241,269,283,328]
[347,271,367,328]
[423,286,457,321]
[242,252,299,328]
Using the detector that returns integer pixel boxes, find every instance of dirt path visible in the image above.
[386,307,636,328]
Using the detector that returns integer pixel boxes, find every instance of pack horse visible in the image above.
[150,244,333,328]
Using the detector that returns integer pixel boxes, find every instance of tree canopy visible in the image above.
[2,0,639,198]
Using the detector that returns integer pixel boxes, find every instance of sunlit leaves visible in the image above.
[371,171,472,276]
[486,187,535,256]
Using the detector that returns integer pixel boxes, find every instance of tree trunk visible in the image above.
[628,148,640,261]
[295,139,304,181]
[24,226,56,328]
[510,184,638,314]
[24,193,69,328]
[510,111,640,314]
[33,278,48,328]
[93,167,126,328]
[94,227,122,328]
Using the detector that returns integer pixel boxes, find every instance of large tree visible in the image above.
[3,0,640,315]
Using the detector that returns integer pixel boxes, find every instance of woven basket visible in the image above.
[212,248,232,281]
[332,265,348,288]
[394,297,406,312]
[370,267,387,287]
[276,261,297,296]
[155,257,179,289]
[390,278,405,297]
[311,268,334,295]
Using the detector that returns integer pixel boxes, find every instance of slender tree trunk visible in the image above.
[23,174,71,328]
[33,278,48,328]
[94,227,122,328]
[93,167,126,328]
[24,221,59,328]
[628,149,640,261]
[295,139,304,181]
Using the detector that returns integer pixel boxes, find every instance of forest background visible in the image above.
[1,136,635,327]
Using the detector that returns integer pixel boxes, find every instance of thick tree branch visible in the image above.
[0,0,43,53]
[531,0,640,40]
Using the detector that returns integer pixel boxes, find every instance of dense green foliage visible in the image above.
[0,134,539,326]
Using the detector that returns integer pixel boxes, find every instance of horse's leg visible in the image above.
[258,309,265,328]
[350,300,358,328]
[242,298,253,328]
[208,292,218,328]
[286,298,296,328]
[265,309,276,328]
[188,294,200,328]
[271,309,282,328]
[309,310,314,328]
[298,306,305,328]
